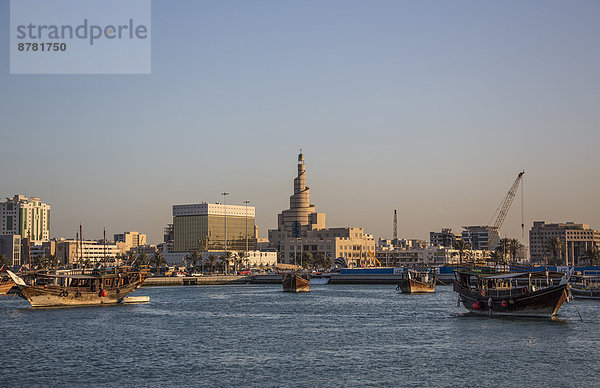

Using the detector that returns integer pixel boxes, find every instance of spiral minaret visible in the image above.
[277,151,319,235]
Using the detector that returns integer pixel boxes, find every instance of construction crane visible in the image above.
[486,171,525,250]
[367,250,382,267]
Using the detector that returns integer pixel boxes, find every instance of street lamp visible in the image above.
[222,192,229,274]
[243,200,250,256]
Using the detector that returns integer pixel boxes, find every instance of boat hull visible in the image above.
[398,279,435,294]
[455,282,569,318]
[571,287,600,300]
[0,279,15,295]
[282,273,310,292]
[16,279,144,307]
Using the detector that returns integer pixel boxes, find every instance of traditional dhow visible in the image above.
[7,269,148,307]
[282,272,310,292]
[397,269,435,294]
[0,274,15,295]
[454,269,571,318]
[570,272,600,299]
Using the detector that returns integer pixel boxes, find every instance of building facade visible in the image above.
[0,234,21,266]
[114,231,147,254]
[430,228,460,248]
[55,239,120,265]
[529,221,600,265]
[0,195,50,245]
[173,202,256,253]
[375,245,486,266]
[461,226,499,251]
[269,152,375,267]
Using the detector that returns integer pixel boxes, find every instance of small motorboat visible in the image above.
[121,296,150,304]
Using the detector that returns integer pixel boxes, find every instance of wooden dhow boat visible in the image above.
[570,272,600,300]
[454,269,571,318]
[7,269,149,307]
[282,272,310,292]
[0,273,16,295]
[397,268,436,294]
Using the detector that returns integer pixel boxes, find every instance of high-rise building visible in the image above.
[0,195,50,244]
[268,152,374,267]
[529,221,600,265]
[173,202,256,253]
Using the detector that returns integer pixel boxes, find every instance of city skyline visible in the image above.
[1,1,599,244]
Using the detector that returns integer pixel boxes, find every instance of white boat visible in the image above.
[121,296,150,304]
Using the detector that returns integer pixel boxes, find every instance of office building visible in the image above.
[0,195,50,245]
[114,231,147,254]
[430,228,460,248]
[461,226,499,251]
[529,221,600,265]
[173,202,256,253]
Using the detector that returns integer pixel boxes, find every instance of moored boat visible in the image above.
[397,268,435,294]
[282,272,310,292]
[0,274,15,295]
[7,269,149,307]
[570,272,600,299]
[454,269,571,318]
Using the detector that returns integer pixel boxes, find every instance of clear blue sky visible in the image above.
[1,0,599,244]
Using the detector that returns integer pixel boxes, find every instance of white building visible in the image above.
[55,239,120,265]
[1,195,50,245]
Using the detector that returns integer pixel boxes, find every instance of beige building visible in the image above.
[529,221,600,265]
[269,152,375,267]
[0,195,50,245]
[114,231,147,254]
[55,239,120,265]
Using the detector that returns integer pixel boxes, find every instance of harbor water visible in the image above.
[1,284,599,387]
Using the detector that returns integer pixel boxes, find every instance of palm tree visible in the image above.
[496,238,511,266]
[583,246,600,266]
[236,251,246,272]
[508,239,524,265]
[546,237,565,266]
[186,251,202,273]
[208,254,217,274]
[488,250,503,268]
[47,254,61,270]
[134,253,149,269]
[150,252,167,275]
[453,239,471,266]
[221,251,234,275]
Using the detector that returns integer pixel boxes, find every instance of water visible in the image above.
[1,284,599,387]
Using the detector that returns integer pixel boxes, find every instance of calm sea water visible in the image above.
[1,284,599,387]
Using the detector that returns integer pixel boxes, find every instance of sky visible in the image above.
[1,0,599,244]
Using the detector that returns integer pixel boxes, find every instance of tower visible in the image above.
[393,209,398,245]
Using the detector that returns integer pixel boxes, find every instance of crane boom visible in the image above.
[487,171,524,249]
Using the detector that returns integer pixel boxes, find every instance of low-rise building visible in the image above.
[55,239,120,265]
[529,221,600,265]
[430,228,460,248]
